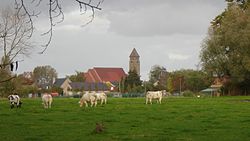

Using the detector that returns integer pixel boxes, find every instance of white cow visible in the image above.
[79,92,97,107]
[145,90,166,104]
[94,92,107,105]
[42,94,53,109]
[8,94,22,108]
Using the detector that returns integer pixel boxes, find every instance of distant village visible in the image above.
[8,48,229,98]
[18,48,142,97]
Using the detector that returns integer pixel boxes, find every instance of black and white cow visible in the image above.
[8,95,22,109]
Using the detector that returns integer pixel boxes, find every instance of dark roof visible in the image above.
[129,48,140,57]
[83,82,109,91]
[69,82,110,91]
[70,82,84,90]
[53,78,67,87]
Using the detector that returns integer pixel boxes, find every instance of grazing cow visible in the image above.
[79,92,97,107]
[145,90,166,104]
[8,94,22,109]
[42,94,53,109]
[94,92,107,105]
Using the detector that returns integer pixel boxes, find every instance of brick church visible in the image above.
[83,48,140,90]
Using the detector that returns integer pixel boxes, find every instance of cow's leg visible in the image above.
[94,100,97,107]
[17,101,22,108]
[16,100,20,107]
[100,99,103,105]
[10,104,14,109]
[85,101,88,107]
[146,98,148,104]
[159,98,162,104]
[150,99,152,104]
[104,98,107,104]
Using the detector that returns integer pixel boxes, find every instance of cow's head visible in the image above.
[8,95,13,100]
[79,100,84,107]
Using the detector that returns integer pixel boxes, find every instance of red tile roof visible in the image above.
[84,67,126,83]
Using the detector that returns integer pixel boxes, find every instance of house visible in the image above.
[83,67,127,91]
[53,78,72,96]
[201,76,230,96]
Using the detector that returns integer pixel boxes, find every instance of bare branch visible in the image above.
[76,0,102,10]
[10,0,103,54]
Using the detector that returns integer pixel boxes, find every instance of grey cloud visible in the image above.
[101,0,226,37]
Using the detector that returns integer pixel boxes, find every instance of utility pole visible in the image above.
[179,77,182,95]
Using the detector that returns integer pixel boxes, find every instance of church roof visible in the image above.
[129,48,140,57]
[84,67,127,83]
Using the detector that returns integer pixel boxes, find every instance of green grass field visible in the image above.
[0,96,250,141]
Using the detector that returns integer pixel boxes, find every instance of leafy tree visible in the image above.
[170,69,211,93]
[51,86,63,94]
[149,65,168,90]
[119,77,126,93]
[166,76,174,94]
[124,71,142,92]
[67,71,85,82]
[200,2,250,94]
[33,65,57,89]
[0,78,15,97]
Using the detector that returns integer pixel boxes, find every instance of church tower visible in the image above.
[129,48,140,76]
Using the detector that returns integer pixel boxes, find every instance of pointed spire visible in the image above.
[129,48,140,57]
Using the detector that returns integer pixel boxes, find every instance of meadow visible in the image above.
[0,96,250,141]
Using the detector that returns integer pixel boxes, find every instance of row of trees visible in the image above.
[119,65,211,94]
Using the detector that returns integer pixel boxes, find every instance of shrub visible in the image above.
[182,90,195,97]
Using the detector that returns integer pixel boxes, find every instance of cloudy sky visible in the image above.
[2,0,227,80]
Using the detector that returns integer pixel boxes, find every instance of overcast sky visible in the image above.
[1,0,227,80]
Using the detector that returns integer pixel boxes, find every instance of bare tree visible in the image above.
[0,8,34,83]
[0,8,33,62]
[14,0,104,53]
